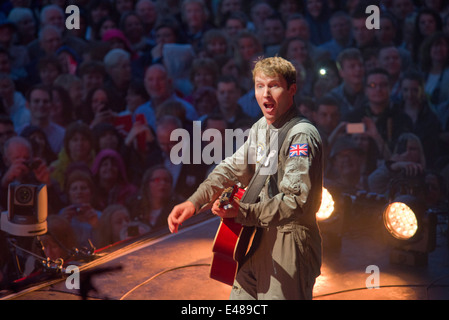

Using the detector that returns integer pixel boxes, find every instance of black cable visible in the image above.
[313,281,449,299]
[119,263,211,300]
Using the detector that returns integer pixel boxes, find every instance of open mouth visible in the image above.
[264,103,275,113]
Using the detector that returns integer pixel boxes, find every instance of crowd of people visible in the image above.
[1,0,449,282]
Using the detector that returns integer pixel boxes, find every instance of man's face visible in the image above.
[365,73,390,106]
[144,66,171,100]
[184,2,205,30]
[330,16,351,42]
[238,37,259,61]
[339,58,365,86]
[263,19,284,46]
[217,81,240,113]
[285,18,309,40]
[314,104,340,134]
[40,28,62,54]
[43,8,64,31]
[254,71,296,125]
[27,89,52,121]
[4,142,31,168]
[352,17,375,47]
[378,47,401,77]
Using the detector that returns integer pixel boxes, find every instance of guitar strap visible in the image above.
[239,116,303,205]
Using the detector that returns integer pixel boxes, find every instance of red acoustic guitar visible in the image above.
[209,186,255,286]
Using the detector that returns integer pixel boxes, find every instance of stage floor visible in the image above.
[4,213,449,300]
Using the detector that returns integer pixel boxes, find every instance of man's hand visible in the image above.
[1,160,28,188]
[211,198,239,219]
[167,201,196,233]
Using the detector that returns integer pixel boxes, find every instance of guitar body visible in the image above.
[209,187,255,286]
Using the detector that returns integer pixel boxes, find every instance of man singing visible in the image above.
[168,56,323,300]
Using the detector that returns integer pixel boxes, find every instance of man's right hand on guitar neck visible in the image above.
[167,201,196,233]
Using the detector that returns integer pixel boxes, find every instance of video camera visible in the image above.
[1,182,48,237]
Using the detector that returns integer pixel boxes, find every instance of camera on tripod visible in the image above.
[1,182,48,237]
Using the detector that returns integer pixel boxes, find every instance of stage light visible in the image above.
[383,202,418,240]
[316,188,335,221]
[382,194,437,266]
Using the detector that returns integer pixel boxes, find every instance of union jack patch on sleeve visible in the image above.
[289,143,308,157]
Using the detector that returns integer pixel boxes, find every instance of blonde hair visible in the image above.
[252,56,297,88]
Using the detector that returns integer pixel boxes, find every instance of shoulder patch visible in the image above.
[289,143,308,157]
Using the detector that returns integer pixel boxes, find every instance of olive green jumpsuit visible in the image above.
[188,106,323,300]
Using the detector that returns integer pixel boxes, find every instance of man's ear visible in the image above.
[289,83,297,95]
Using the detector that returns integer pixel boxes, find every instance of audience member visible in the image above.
[377,46,403,103]
[103,48,132,112]
[328,48,367,118]
[215,75,247,129]
[261,13,285,57]
[119,11,151,57]
[312,95,341,160]
[304,0,332,46]
[248,0,274,40]
[419,32,449,107]
[20,84,65,154]
[126,165,185,230]
[20,125,57,166]
[0,73,29,131]
[135,64,198,132]
[91,148,137,210]
[94,203,150,248]
[188,57,219,98]
[50,121,95,190]
[279,36,315,96]
[319,11,353,60]
[77,60,107,101]
[145,115,207,199]
[191,86,219,118]
[58,169,101,248]
[368,132,426,195]
[399,70,441,168]
[0,136,63,213]
[0,15,30,73]
[179,0,214,53]
[325,135,368,194]
[411,7,442,64]
[7,7,37,46]
[350,8,379,51]
[37,55,63,86]
[53,73,83,120]
[50,85,75,128]
[199,28,230,58]
[346,67,412,153]
[222,11,248,41]
[135,0,159,43]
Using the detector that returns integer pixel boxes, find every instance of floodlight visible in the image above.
[316,188,335,221]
